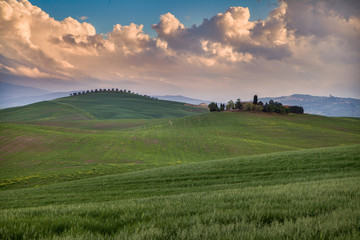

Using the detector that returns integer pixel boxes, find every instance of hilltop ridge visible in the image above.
[0,91,208,121]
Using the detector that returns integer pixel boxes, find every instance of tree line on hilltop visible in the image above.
[70,89,157,99]
[208,95,304,114]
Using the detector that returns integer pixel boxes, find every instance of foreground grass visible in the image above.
[1,112,359,189]
[0,145,359,239]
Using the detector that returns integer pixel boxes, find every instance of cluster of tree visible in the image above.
[208,95,303,114]
[263,100,289,114]
[208,99,243,112]
[289,105,304,114]
[70,89,158,99]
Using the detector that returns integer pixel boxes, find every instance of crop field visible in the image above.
[0,94,360,239]
[0,145,359,239]
[1,112,359,189]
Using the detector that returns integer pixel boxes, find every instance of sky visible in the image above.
[30,0,278,36]
[0,0,359,101]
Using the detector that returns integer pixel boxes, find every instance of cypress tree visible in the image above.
[253,95,258,105]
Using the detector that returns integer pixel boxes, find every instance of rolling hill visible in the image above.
[0,93,359,239]
[0,91,208,121]
[1,111,359,189]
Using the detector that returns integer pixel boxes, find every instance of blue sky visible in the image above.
[31,0,278,36]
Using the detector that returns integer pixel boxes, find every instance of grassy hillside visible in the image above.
[1,112,359,189]
[1,97,359,239]
[0,92,208,121]
[1,145,359,239]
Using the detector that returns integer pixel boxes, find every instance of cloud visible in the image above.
[152,13,185,36]
[79,16,88,21]
[5,65,52,78]
[150,3,293,60]
[0,0,359,99]
[107,23,152,55]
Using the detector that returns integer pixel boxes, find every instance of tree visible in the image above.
[208,102,219,112]
[263,102,270,112]
[253,95,258,105]
[263,100,289,114]
[226,100,235,110]
[244,102,254,111]
[220,103,225,111]
[289,106,304,114]
[235,99,242,109]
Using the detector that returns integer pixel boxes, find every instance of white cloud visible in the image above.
[0,0,359,99]
[107,23,152,55]
[152,13,185,36]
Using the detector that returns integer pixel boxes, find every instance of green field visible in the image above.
[1,112,359,189]
[0,92,208,121]
[0,94,359,239]
[1,145,359,239]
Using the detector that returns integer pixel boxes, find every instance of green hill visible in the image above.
[0,92,208,121]
[0,145,359,239]
[1,112,359,189]
[1,99,360,239]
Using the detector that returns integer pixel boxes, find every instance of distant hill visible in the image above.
[0,82,51,99]
[0,82,52,107]
[259,94,360,117]
[0,82,73,109]
[153,95,211,105]
[0,91,208,121]
[0,91,74,109]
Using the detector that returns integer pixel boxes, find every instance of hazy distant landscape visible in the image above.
[1,82,359,117]
[259,95,360,117]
